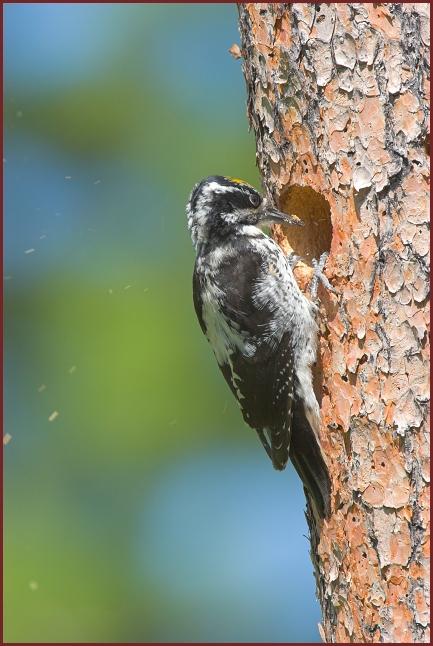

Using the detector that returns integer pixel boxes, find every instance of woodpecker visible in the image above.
[187,175,332,517]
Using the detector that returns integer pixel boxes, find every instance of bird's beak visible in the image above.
[264,208,304,226]
[259,201,304,227]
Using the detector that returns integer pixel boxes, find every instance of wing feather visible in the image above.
[194,245,294,469]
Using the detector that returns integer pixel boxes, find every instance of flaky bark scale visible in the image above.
[238,3,429,642]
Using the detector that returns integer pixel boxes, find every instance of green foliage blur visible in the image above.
[4,4,320,642]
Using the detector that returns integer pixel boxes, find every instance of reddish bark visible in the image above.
[238,3,429,642]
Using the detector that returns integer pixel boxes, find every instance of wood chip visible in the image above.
[228,43,242,59]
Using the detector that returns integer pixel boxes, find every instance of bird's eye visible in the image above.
[249,193,261,208]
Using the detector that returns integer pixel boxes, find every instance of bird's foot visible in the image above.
[310,252,337,300]
[287,252,301,269]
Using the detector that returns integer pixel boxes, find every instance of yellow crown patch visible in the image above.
[224,176,250,186]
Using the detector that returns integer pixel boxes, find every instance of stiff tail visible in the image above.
[289,397,331,519]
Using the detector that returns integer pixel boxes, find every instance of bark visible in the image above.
[238,3,429,643]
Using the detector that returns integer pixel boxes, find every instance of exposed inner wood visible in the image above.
[275,184,332,266]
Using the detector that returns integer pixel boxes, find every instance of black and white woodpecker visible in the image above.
[187,175,332,517]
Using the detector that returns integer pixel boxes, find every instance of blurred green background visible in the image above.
[4,3,320,642]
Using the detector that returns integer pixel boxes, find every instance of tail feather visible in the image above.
[289,397,331,519]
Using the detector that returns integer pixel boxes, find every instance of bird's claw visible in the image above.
[310,252,337,300]
[288,253,301,269]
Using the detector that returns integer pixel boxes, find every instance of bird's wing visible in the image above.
[224,330,293,470]
[193,247,294,469]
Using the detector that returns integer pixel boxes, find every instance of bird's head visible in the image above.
[186,175,303,248]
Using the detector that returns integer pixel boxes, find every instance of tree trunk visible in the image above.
[238,3,429,642]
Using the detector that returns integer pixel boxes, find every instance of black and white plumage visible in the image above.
[187,175,331,517]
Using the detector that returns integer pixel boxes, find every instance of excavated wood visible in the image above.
[238,3,430,642]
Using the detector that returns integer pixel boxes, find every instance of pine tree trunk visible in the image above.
[238,3,430,642]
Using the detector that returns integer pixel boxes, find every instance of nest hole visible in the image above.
[278,184,332,266]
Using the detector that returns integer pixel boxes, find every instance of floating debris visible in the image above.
[228,43,242,59]
[108,288,113,295]
[124,285,131,290]
[93,179,101,185]
[37,384,47,392]
[48,411,59,422]
[39,234,47,240]
[143,288,149,293]
[3,433,12,446]
[24,248,35,255]
[29,581,39,591]
[64,175,72,180]
[68,366,77,374]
